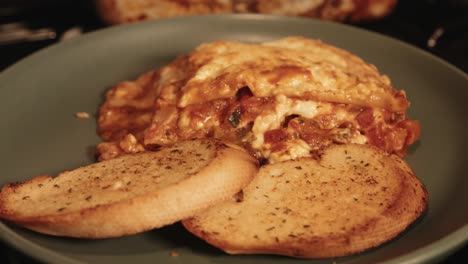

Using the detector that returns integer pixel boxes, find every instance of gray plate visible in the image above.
[0,15,467,264]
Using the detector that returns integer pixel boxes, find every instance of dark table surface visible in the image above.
[0,0,467,263]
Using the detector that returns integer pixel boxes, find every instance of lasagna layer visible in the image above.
[96,37,419,163]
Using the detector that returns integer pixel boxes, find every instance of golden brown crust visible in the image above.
[182,144,428,258]
[97,70,160,142]
[95,0,232,24]
[95,0,398,24]
[0,139,258,238]
[177,37,408,111]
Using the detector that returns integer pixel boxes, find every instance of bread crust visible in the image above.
[182,144,428,258]
[0,139,258,238]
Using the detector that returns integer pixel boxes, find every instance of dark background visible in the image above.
[0,0,467,263]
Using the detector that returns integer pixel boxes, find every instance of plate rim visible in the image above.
[0,14,467,264]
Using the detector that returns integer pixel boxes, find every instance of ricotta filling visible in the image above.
[251,95,367,162]
[251,95,322,149]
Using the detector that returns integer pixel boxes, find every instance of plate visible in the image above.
[0,15,467,264]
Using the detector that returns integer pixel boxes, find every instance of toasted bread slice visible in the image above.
[0,139,258,238]
[182,144,428,258]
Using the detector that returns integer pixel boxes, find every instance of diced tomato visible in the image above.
[287,118,331,150]
[398,120,421,145]
[240,96,275,121]
[366,124,409,154]
[356,108,374,129]
[386,128,407,153]
[264,129,291,151]
[366,126,385,150]
[314,114,337,129]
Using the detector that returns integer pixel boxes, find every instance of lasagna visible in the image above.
[96,37,420,163]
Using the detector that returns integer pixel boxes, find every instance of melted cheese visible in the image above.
[267,139,312,163]
[178,37,409,111]
[252,95,325,149]
[250,95,372,162]
[99,37,418,163]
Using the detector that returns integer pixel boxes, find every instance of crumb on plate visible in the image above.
[75,112,90,119]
